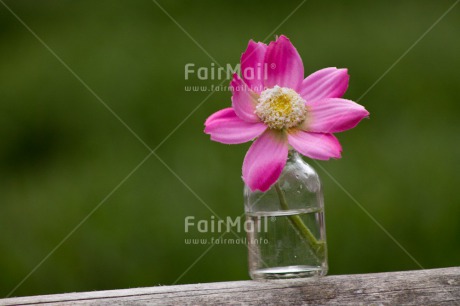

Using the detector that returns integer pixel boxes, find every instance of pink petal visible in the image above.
[288,130,342,160]
[243,129,288,192]
[303,98,369,133]
[300,68,349,102]
[240,40,267,93]
[264,35,304,91]
[205,108,235,126]
[204,108,267,144]
[230,74,260,123]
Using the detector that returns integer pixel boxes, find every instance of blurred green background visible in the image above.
[1,0,459,298]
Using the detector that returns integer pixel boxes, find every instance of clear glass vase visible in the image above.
[244,150,328,279]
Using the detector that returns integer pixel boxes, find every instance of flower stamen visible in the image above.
[255,86,307,130]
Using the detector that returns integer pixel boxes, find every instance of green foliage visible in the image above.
[0,0,459,297]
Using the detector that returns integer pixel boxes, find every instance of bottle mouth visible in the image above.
[287,149,301,158]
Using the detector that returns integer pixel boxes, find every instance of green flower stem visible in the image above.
[274,182,325,256]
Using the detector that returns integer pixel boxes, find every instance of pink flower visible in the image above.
[205,35,369,192]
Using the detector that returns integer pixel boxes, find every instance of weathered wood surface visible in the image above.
[1,267,459,305]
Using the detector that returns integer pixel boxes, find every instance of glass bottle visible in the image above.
[244,150,328,279]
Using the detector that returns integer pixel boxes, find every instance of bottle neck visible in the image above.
[287,149,301,163]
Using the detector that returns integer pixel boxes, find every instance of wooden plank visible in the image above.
[1,267,459,305]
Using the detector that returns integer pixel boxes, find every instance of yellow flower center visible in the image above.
[255,86,307,130]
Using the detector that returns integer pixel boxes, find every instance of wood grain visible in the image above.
[1,267,459,305]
